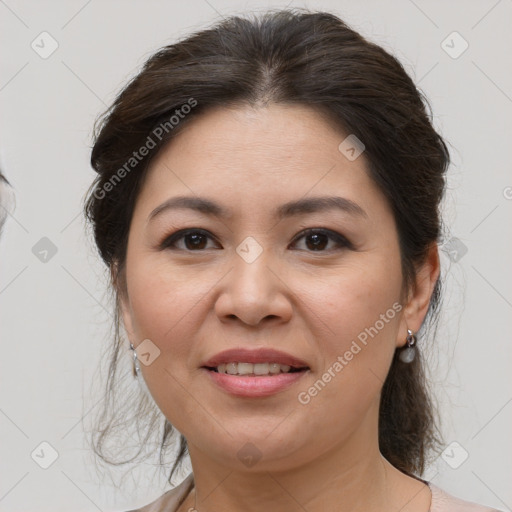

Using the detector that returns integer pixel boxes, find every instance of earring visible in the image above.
[129,343,141,377]
[128,343,153,399]
[399,329,417,363]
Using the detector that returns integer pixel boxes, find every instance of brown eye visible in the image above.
[291,228,351,252]
[160,229,221,251]
[183,232,208,250]
[304,232,329,250]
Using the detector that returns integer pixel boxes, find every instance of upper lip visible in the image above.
[202,348,309,369]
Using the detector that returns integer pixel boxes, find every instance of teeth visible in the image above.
[254,363,269,375]
[226,363,237,375]
[269,363,281,374]
[238,362,253,375]
[214,362,297,375]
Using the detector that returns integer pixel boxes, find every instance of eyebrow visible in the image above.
[148,195,368,222]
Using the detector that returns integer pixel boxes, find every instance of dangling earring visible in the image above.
[399,329,417,363]
[129,343,141,377]
[128,343,153,399]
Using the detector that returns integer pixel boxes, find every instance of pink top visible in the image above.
[127,473,503,512]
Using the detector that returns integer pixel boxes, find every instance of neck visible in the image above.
[182,409,421,512]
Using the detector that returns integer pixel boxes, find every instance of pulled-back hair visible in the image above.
[85,9,449,484]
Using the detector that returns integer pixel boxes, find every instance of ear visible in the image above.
[397,242,440,347]
[111,262,136,345]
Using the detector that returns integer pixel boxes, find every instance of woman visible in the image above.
[85,10,502,512]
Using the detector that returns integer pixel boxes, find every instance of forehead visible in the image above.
[136,103,390,222]
[155,103,349,170]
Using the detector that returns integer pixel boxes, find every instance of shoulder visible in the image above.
[428,482,504,512]
[124,473,195,512]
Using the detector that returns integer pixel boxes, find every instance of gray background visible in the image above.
[0,0,511,510]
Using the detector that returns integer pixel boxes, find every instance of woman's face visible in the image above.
[120,104,430,472]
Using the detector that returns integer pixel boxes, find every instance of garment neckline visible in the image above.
[173,473,435,512]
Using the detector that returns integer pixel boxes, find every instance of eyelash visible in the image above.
[159,228,353,252]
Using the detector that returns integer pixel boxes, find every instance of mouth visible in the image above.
[200,348,310,397]
[203,362,309,376]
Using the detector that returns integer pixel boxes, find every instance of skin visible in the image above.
[118,104,440,512]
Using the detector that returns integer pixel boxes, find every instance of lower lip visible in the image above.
[203,368,308,397]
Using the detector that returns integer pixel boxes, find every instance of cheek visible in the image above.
[124,260,210,427]
[300,256,403,375]
[290,262,402,440]
[124,258,213,361]
[127,253,211,327]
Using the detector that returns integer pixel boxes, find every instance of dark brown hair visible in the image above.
[0,170,14,235]
[85,9,449,485]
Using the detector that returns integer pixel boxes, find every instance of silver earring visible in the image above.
[399,329,417,363]
[128,342,153,399]
[129,343,141,377]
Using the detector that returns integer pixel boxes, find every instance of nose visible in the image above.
[214,251,293,327]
